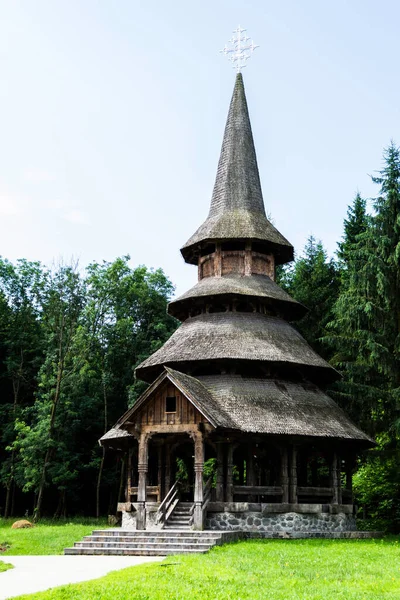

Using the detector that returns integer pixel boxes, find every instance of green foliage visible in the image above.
[325,144,400,529]
[278,236,339,359]
[0,560,13,572]
[337,192,370,266]
[203,458,217,486]
[10,538,400,600]
[354,438,400,532]
[0,257,177,517]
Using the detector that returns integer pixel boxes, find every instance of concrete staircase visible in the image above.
[164,501,193,530]
[64,529,240,556]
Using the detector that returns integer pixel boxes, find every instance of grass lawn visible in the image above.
[10,537,400,600]
[0,559,13,572]
[0,518,108,555]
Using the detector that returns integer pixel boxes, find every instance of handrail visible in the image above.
[202,477,213,514]
[156,481,180,525]
[158,481,178,513]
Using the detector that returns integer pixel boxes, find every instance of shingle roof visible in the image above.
[135,311,336,382]
[180,73,293,265]
[168,273,307,321]
[102,367,373,444]
[99,427,135,447]
[194,372,373,443]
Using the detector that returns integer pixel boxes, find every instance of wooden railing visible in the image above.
[188,502,195,527]
[233,485,283,497]
[129,486,161,502]
[202,477,213,514]
[297,487,333,497]
[155,481,179,526]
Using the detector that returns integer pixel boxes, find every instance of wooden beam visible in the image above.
[246,444,255,502]
[281,447,289,503]
[164,443,171,496]
[289,445,297,504]
[136,432,150,529]
[297,486,334,497]
[193,431,204,530]
[216,443,224,502]
[233,486,283,495]
[331,452,339,505]
[126,447,132,503]
[226,444,234,503]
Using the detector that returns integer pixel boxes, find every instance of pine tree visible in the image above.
[337,192,369,266]
[323,193,380,430]
[325,144,400,530]
[279,236,339,360]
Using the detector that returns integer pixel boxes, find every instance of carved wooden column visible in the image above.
[246,444,255,501]
[281,446,289,503]
[157,445,163,502]
[289,445,297,504]
[226,444,234,503]
[216,442,224,502]
[137,433,150,530]
[336,453,342,504]
[238,455,244,486]
[345,456,354,504]
[164,443,171,496]
[331,451,342,505]
[126,447,133,503]
[193,432,205,530]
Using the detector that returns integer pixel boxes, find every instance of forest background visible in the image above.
[0,143,399,531]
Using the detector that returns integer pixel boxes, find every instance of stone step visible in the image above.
[65,547,208,556]
[165,519,191,525]
[90,529,223,538]
[64,530,243,556]
[84,536,220,544]
[74,541,214,551]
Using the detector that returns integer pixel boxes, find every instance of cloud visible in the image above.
[63,209,88,225]
[24,168,55,183]
[0,195,21,216]
[45,199,64,211]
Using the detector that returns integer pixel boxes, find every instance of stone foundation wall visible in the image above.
[121,511,136,530]
[205,511,356,533]
[121,505,161,531]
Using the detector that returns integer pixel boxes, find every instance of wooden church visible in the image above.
[100,73,372,534]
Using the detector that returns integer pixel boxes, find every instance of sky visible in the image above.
[1,0,400,298]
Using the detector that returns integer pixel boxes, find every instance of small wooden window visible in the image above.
[166,396,177,413]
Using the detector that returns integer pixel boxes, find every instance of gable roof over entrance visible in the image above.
[101,367,373,446]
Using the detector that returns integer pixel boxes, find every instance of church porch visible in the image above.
[117,431,358,533]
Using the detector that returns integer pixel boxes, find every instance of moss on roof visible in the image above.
[135,312,335,382]
[168,273,307,321]
[181,74,293,265]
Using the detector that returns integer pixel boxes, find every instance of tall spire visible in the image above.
[209,72,265,219]
[181,73,293,265]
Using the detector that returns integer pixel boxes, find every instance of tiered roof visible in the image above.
[135,312,336,383]
[168,273,307,321]
[102,72,371,447]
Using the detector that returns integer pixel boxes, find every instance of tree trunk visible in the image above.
[5,371,21,517]
[4,474,13,518]
[118,458,125,504]
[96,447,106,518]
[96,366,108,518]
[35,351,65,520]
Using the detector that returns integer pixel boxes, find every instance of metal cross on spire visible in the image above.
[220,25,259,72]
